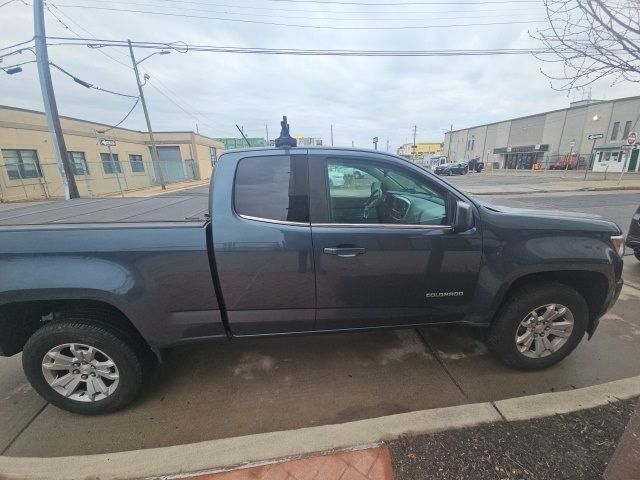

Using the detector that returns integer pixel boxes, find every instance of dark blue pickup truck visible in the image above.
[0,141,625,414]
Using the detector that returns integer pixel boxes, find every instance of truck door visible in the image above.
[308,152,482,330]
[211,151,315,335]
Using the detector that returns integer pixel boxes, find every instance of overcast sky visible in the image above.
[1,0,637,152]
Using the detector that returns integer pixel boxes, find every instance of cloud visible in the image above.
[1,0,637,152]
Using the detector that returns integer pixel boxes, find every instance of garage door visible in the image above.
[153,146,186,183]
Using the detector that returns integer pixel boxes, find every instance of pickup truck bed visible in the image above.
[0,196,208,225]
[0,195,224,354]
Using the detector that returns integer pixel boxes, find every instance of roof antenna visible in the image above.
[275,115,297,148]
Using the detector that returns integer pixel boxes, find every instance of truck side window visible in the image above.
[326,158,447,226]
[234,155,309,223]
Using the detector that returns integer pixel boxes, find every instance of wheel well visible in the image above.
[0,299,151,357]
[501,271,609,332]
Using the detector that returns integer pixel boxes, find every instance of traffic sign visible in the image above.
[587,133,604,140]
[627,131,637,145]
[373,137,378,143]
[100,139,116,147]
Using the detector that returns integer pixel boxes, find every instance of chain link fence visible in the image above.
[0,158,202,202]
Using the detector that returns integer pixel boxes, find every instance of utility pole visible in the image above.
[265,123,269,143]
[236,124,251,146]
[34,0,79,199]
[412,125,417,161]
[331,124,334,146]
[128,39,166,190]
[386,140,389,152]
[447,124,453,162]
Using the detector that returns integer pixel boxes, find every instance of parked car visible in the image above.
[467,158,485,173]
[0,145,624,414]
[625,204,640,261]
[434,162,467,176]
[549,154,578,170]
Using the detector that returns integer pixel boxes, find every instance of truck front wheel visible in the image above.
[485,283,588,371]
[22,319,147,414]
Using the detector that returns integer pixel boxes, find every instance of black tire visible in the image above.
[485,283,588,371]
[635,251,640,262]
[23,317,150,414]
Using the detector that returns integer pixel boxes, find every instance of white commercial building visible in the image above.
[444,96,640,173]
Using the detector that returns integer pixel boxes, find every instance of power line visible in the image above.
[0,0,29,8]
[73,0,544,20]
[44,5,223,132]
[43,38,592,56]
[46,2,133,68]
[96,96,141,133]
[49,3,224,133]
[51,4,543,29]
[259,0,539,3]
[78,0,543,15]
[0,37,34,52]
[49,62,138,97]
[58,2,542,22]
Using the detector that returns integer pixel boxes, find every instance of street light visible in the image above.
[134,50,170,67]
[127,41,170,189]
[4,66,23,75]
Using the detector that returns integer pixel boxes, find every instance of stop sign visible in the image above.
[628,131,637,145]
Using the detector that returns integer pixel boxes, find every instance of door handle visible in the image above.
[323,247,366,257]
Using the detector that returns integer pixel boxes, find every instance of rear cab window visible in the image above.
[234,155,309,224]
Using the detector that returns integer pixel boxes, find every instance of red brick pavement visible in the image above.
[186,446,392,480]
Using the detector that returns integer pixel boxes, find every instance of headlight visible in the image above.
[611,235,625,257]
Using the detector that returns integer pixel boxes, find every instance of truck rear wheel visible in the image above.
[22,318,147,414]
[485,283,588,371]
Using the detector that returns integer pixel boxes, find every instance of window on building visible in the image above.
[129,154,144,173]
[100,152,122,174]
[68,151,89,175]
[623,121,633,140]
[1,149,42,180]
[611,122,620,141]
[234,155,309,223]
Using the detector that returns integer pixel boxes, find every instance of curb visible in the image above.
[101,180,209,198]
[462,186,640,196]
[1,376,638,480]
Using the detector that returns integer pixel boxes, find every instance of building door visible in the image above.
[628,149,639,172]
[151,146,186,183]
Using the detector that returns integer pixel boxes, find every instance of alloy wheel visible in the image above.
[515,304,574,358]
[41,343,120,402]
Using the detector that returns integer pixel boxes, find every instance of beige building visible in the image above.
[444,96,640,173]
[0,105,224,201]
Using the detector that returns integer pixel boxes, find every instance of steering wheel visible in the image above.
[363,181,384,220]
